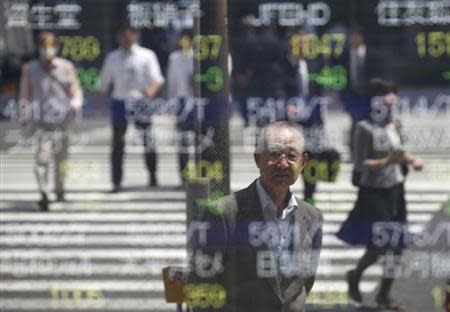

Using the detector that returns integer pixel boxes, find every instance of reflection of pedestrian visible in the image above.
[230,16,258,124]
[167,30,194,186]
[250,23,285,99]
[96,24,164,192]
[284,30,324,205]
[19,32,83,211]
[336,79,423,309]
[189,122,323,312]
[339,27,380,155]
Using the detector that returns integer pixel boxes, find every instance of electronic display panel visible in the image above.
[0,1,449,311]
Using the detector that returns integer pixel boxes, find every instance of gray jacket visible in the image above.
[353,120,406,188]
[188,180,323,312]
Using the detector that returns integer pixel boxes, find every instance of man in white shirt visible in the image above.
[96,25,164,192]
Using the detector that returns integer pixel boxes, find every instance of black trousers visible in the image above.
[111,123,157,186]
[302,172,317,201]
[178,130,189,180]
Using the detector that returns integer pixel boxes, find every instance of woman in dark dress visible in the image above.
[336,79,423,310]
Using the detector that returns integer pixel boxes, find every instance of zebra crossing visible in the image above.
[1,123,449,311]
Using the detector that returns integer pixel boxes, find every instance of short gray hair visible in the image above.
[254,121,304,154]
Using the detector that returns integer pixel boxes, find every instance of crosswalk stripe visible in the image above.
[0,221,426,236]
[0,210,435,221]
[0,231,426,247]
[0,262,383,277]
[0,248,369,260]
[1,191,448,202]
[0,200,444,213]
[0,223,186,233]
[0,298,174,311]
[0,279,377,293]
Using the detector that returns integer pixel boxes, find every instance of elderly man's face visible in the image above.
[255,127,307,191]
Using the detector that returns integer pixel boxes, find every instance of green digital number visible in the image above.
[309,65,347,91]
[77,67,100,92]
[194,66,225,92]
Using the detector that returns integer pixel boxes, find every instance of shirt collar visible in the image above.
[352,45,366,58]
[121,43,138,55]
[256,178,298,221]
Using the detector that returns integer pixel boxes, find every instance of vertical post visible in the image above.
[194,0,230,196]
[186,178,210,242]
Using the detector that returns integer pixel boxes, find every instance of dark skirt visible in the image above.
[336,183,408,250]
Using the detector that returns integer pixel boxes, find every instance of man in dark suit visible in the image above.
[188,121,323,312]
[339,27,380,155]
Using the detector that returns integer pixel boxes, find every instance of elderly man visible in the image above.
[19,31,83,211]
[188,121,323,312]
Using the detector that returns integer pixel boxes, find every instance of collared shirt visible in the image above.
[256,178,298,256]
[20,57,83,126]
[355,120,405,188]
[350,45,366,89]
[167,48,194,99]
[99,44,164,100]
[298,59,309,97]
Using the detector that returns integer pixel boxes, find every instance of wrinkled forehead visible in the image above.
[263,127,303,152]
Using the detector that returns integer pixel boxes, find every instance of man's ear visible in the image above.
[254,153,260,168]
[301,152,309,168]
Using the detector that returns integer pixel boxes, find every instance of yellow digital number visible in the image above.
[193,35,223,61]
[415,32,426,58]
[432,286,442,309]
[84,36,101,61]
[303,34,320,60]
[193,36,209,61]
[447,33,450,56]
[184,283,226,309]
[209,36,223,59]
[208,283,226,309]
[303,159,319,184]
[415,32,450,58]
[429,32,447,58]
[330,160,341,182]
[332,34,346,58]
[50,287,60,301]
[303,159,340,183]
[71,36,85,62]
[290,35,301,59]
[290,33,346,60]
[182,160,224,183]
[197,283,210,308]
[85,289,104,301]
[58,36,101,62]
[50,287,104,303]
[183,284,195,307]
[320,34,332,58]
[58,36,71,59]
